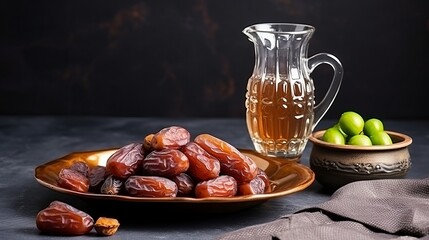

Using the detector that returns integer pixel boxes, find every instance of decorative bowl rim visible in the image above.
[309,130,412,151]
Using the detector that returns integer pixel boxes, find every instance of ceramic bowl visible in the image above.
[308,130,413,190]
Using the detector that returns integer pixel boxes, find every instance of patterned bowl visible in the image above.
[308,130,413,190]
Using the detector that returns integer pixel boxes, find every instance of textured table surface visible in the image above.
[0,116,427,239]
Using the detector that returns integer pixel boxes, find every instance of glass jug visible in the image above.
[243,23,343,160]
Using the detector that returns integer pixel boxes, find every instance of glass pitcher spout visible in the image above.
[243,23,343,159]
[243,24,314,81]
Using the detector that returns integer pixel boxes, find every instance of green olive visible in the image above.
[363,118,384,136]
[322,127,346,145]
[347,134,372,146]
[338,111,364,136]
[370,131,393,145]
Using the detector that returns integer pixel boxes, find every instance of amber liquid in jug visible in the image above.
[243,23,343,159]
[246,74,314,158]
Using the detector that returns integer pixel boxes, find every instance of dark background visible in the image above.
[1,0,429,119]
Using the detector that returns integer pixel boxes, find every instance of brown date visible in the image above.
[151,126,190,150]
[69,161,90,177]
[194,134,258,183]
[106,142,144,179]
[143,133,155,152]
[256,168,272,193]
[238,176,266,195]
[125,175,178,197]
[94,217,120,236]
[88,166,106,192]
[142,149,189,177]
[170,173,195,197]
[57,168,90,192]
[100,175,123,195]
[195,175,237,198]
[181,142,221,181]
[36,201,94,236]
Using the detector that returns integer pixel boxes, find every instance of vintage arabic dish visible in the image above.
[35,148,315,213]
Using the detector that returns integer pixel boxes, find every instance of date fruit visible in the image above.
[57,168,90,192]
[106,142,144,179]
[151,126,190,150]
[238,177,266,195]
[100,175,123,195]
[88,166,106,192]
[143,133,155,152]
[142,149,189,177]
[256,168,272,193]
[125,175,178,197]
[181,142,221,182]
[36,201,94,236]
[171,172,195,197]
[69,161,90,177]
[195,175,237,198]
[194,134,258,183]
[94,217,120,236]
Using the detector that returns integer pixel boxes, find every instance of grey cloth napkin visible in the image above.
[217,178,429,240]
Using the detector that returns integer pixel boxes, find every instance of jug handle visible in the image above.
[308,53,343,129]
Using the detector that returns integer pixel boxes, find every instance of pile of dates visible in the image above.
[57,126,272,198]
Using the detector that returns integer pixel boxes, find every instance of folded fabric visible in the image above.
[217,178,429,240]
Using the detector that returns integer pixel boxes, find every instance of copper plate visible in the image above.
[34,148,315,212]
